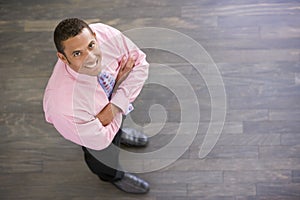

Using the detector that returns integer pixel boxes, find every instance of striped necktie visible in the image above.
[97,71,115,100]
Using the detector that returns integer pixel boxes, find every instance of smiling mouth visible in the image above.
[85,59,98,69]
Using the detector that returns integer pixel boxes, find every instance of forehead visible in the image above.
[63,28,94,53]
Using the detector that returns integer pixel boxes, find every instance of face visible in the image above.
[57,28,103,76]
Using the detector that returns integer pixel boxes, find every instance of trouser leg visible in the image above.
[82,128,124,182]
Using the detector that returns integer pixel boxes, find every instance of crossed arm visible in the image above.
[96,56,136,126]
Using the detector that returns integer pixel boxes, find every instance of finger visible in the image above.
[124,57,135,71]
[119,56,127,71]
[130,51,138,62]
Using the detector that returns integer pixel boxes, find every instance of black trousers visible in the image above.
[82,128,124,182]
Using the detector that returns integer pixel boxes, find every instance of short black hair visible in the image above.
[54,18,93,54]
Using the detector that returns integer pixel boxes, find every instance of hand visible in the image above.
[113,56,136,92]
[96,103,121,126]
[96,103,113,126]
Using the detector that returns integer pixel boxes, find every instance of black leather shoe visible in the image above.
[112,172,150,194]
[120,128,148,147]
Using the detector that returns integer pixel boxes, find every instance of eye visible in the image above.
[89,41,96,49]
[73,51,81,57]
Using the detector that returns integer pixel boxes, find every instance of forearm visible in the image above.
[96,103,122,126]
[111,61,149,113]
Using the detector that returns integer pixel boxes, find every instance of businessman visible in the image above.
[43,18,150,194]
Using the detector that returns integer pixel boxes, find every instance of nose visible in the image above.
[84,51,97,68]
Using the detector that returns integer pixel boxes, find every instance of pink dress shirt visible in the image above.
[43,23,149,150]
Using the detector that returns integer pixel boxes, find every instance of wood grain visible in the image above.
[1,0,300,199]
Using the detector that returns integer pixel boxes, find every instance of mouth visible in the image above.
[84,59,98,69]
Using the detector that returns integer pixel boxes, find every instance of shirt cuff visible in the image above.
[110,89,130,114]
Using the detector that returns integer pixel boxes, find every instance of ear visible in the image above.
[57,52,68,64]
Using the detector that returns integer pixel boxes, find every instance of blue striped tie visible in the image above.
[97,71,115,100]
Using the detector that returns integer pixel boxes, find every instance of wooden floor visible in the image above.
[1,0,300,199]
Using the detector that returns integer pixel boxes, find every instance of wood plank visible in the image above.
[296,73,300,85]
[292,170,300,183]
[142,171,223,184]
[259,146,300,158]
[162,158,300,171]
[190,145,258,159]
[225,109,269,122]
[210,49,300,63]
[193,133,281,146]
[230,96,300,109]
[261,25,300,39]
[188,183,256,196]
[224,170,291,183]
[256,183,300,196]
[281,134,300,146]
[0,148,43,174]
[218,14,300,28]
[157,196,234,200]
[244,121,300,134]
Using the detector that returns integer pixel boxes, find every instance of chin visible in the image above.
[92,72,100,76]
[87,70,100,76]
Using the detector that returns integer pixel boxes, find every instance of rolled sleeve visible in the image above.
[51,111,122,150]
[110,88,130,114]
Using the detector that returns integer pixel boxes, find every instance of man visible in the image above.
[43,18,150,194]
